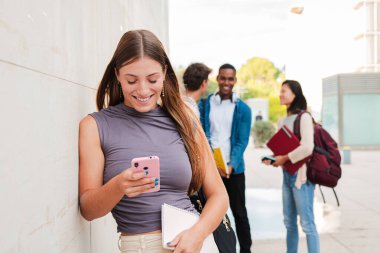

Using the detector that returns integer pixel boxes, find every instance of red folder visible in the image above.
[266,125,309,175]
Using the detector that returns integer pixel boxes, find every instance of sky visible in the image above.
[168,0,363,112]
[169,0,294,71]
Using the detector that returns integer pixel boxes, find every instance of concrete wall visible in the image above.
[0,0,168,252]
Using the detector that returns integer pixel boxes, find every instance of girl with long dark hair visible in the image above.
[263,80,320,253]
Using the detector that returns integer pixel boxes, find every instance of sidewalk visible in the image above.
[242,145,380,252]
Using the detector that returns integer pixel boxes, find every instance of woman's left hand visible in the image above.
[272,155,289,167]
[169,228,205,253]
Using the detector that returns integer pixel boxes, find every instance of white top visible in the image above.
[183,96,200,118]
[278,113,314,189]
[209,94,236,163]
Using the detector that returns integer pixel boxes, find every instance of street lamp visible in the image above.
[290,6,304,14]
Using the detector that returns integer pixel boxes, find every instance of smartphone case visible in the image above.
[262,156,276,163]
[130,156,160,193]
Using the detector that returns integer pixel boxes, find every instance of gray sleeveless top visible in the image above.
[90,103,196,234]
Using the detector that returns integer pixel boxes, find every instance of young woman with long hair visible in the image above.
[78,30,228,253]
[263,80,320,253]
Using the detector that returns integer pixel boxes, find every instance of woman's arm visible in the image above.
[287,113,314,163]
[170,122,229,252]
[272,113,314,167]
[79,115,155,221]
[193,135,229,236]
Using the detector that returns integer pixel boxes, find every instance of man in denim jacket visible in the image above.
[199,63,252,253]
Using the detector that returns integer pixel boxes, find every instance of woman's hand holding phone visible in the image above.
[117,156,160,197]
[261,155,289,167]
[116,169,157,198]
[261,155,276,166]
[271,155,288,167]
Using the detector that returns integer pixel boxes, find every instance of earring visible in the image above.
[161,85,165,97]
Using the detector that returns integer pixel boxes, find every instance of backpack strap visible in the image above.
[319,185,340,207]
[293,111,306,140]
[318,185,326,204]
[332,188,340,207]
[293,110,316,140]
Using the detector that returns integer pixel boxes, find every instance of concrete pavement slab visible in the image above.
[241,146,380,252]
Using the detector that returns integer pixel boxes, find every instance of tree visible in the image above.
[204,77,218,97]
[236,57,286,122]
[268,94,286,123]
[252,120,276,148]
[238,58,281,84]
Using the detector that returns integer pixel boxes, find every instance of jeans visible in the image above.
[223,173,252,253]
[282,170,320,253]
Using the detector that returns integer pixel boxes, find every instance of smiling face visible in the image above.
[279,84,296,108]
[217,68,236,100]
[116,56,166,113]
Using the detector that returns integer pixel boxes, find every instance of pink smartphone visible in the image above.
[130,156,160,193]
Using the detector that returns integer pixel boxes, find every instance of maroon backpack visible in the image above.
[294,111,342,205]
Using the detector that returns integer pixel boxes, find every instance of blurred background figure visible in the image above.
[183,63,212,117]
[255,111,263,122]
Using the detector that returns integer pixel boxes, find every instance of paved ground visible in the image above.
[241,142,380,253]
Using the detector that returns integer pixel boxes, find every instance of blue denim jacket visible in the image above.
[199,94,252,174]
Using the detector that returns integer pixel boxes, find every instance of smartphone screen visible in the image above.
[130,156,160,192]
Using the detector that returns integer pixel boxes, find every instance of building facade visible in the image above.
[322,1,380,148]
[322,73,380,148]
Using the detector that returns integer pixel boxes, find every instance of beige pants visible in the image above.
[118,233,172,253]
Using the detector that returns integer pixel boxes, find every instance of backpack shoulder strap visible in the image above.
[293,111,306,139]
[293,110,315,140]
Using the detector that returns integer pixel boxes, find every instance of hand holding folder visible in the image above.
[161,204,219,252]
[266,125,309,175]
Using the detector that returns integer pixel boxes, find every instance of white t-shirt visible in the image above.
[209,94,236,163]
[183,96,200,118]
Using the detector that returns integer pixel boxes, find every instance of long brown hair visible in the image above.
[96,30,208,193]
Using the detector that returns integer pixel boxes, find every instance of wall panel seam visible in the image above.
[0,59,96,91]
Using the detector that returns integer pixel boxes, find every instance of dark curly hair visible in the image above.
[219,63,236,74]
[183,63,212,91]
